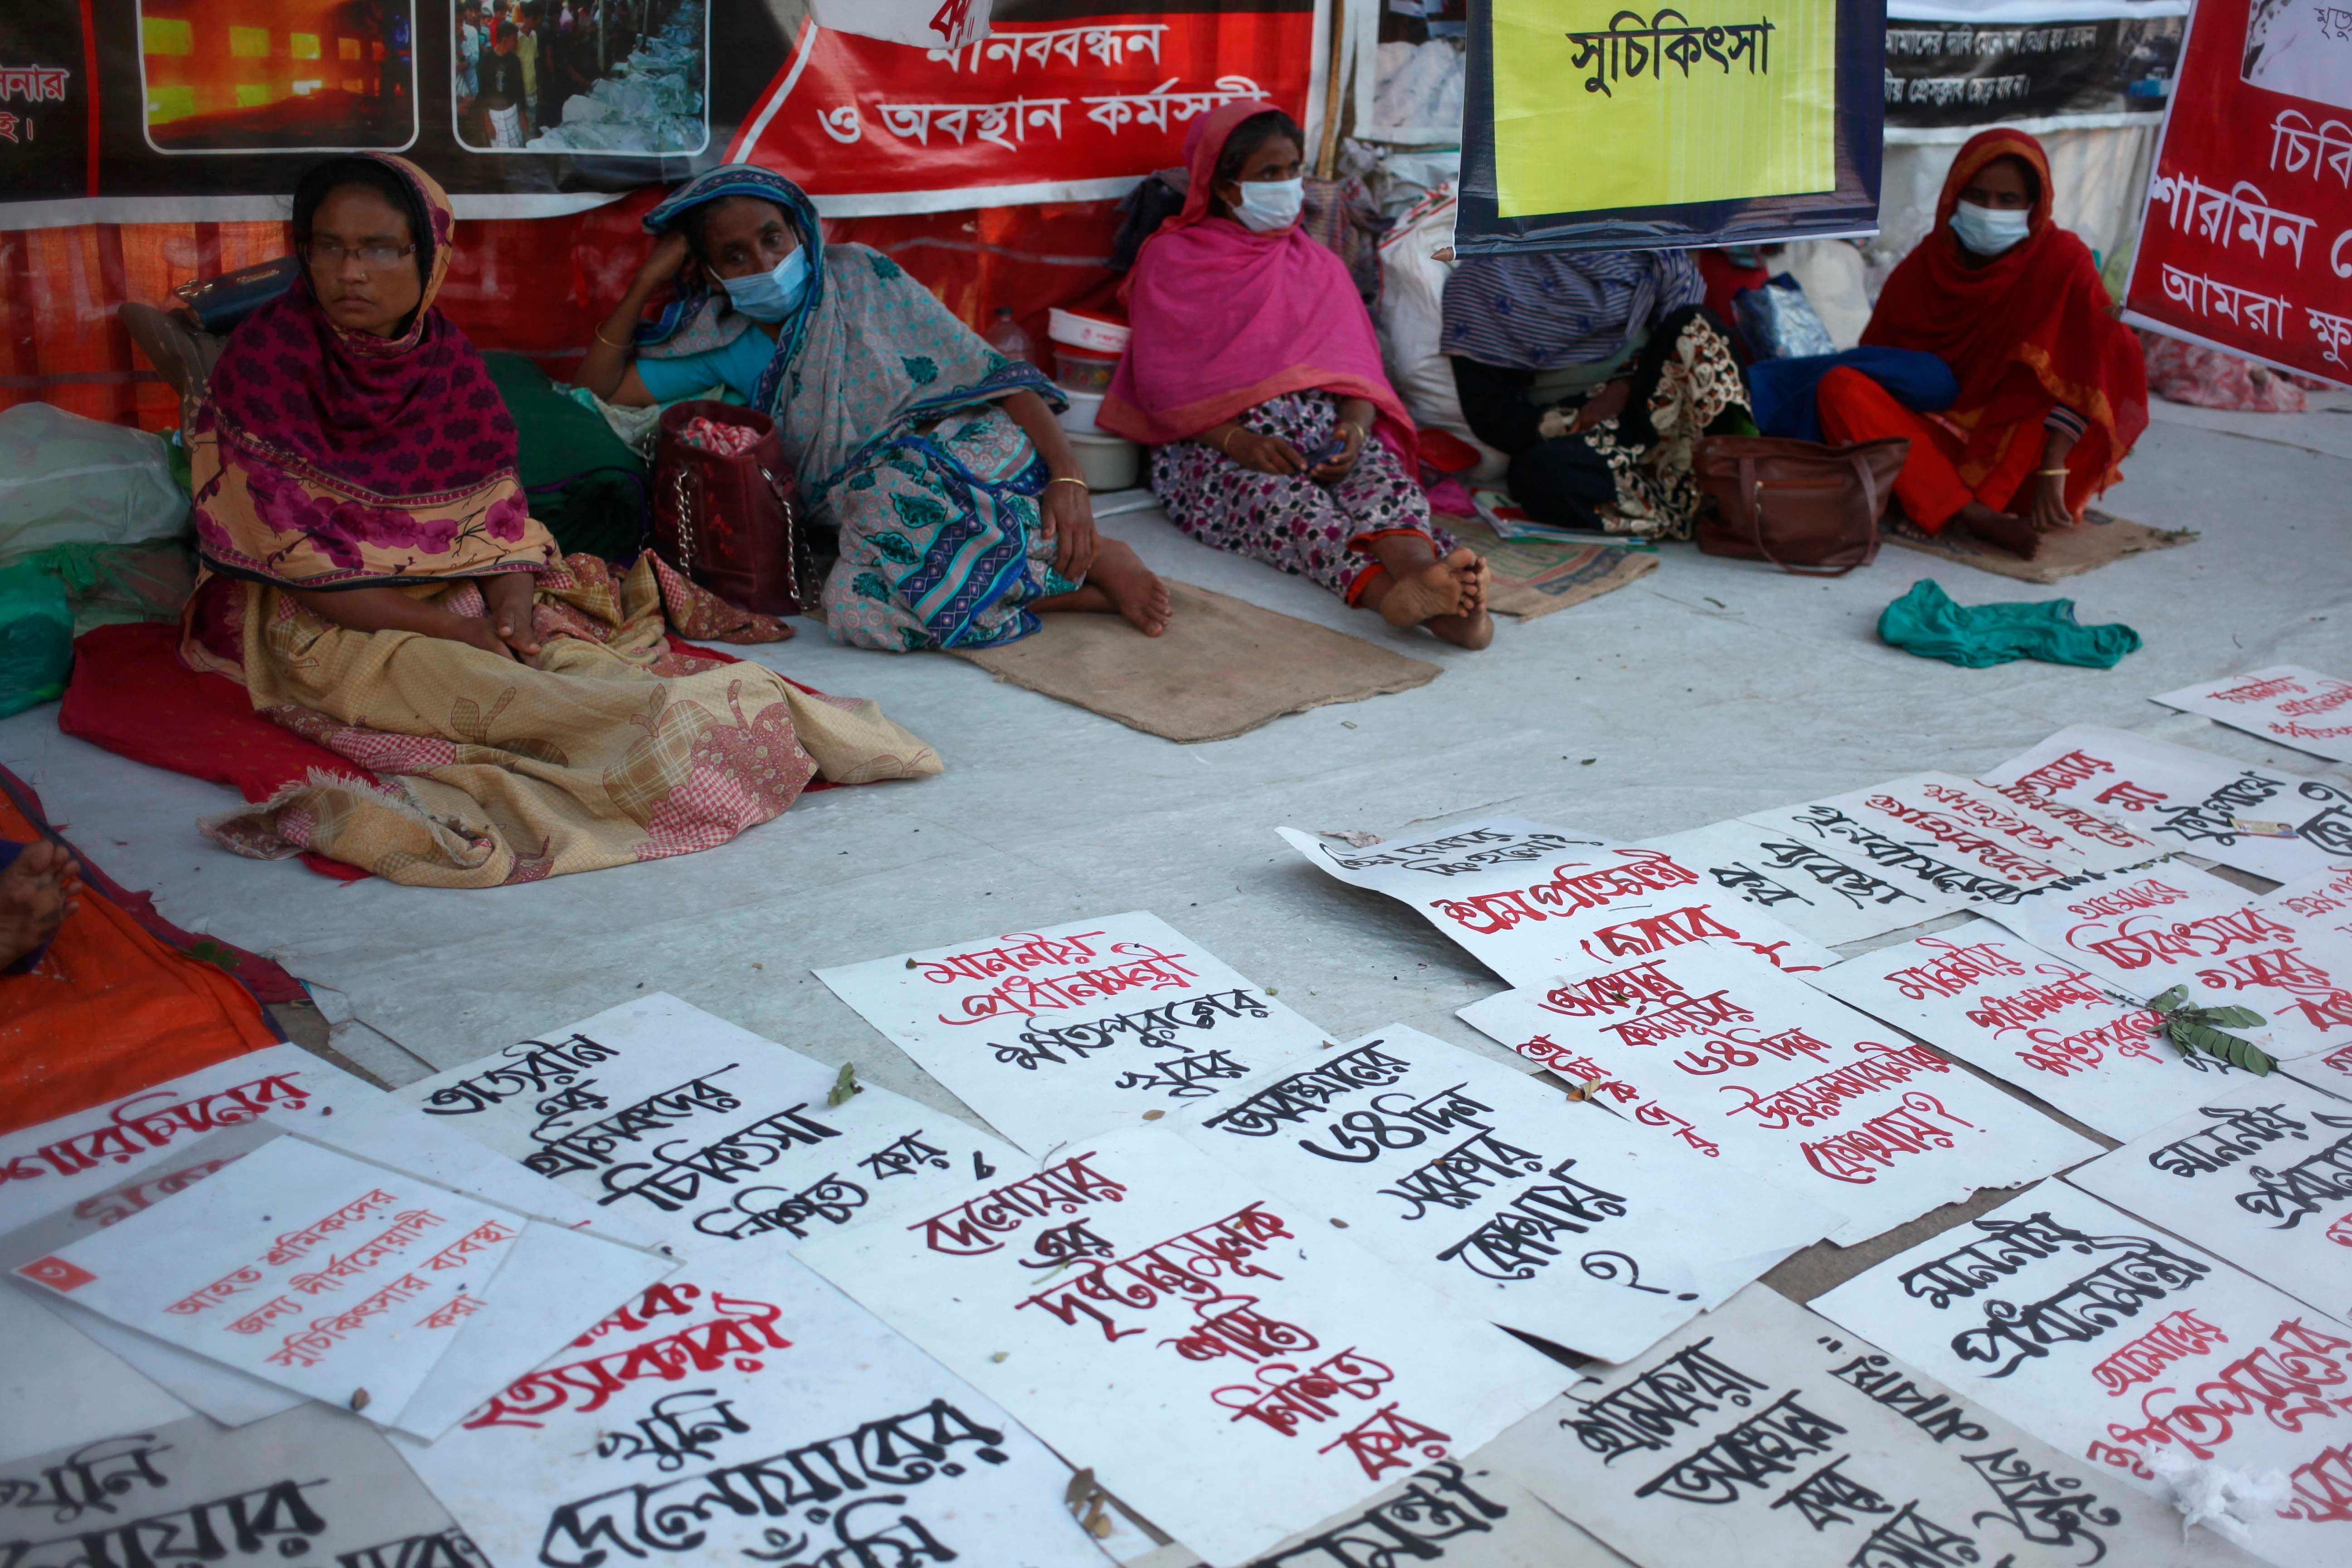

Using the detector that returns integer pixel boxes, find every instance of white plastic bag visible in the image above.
[0,403,189,560]
[1373,193,1509,482]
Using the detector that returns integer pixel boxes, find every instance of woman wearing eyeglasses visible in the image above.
[178,154,939,887]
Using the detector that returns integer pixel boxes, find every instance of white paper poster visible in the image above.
[398,1256,1104,1568]
[0,1279,191,1465]
[793,1126,1567,1567]
[1810,916,2267,1142]
[2066,1079,2352,1325]
[1983,863,2352,1073]
[1172,1025,1840,1363]
[817,913,1329,1155]
[1636,819,1962,947]
[1125,1458,1624,1568]
[1,1406,483,1568]
[396,994,1022,1253]
[1277,820,1836,991]
[2155,666,2352,764]
[1457,942,2101,1246]
[1812,1183,2352,1568]
[1983,725,2352,882]
[1481,1283,2265,1568]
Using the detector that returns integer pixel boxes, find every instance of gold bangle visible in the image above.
[2033,467,2069,477]
[1047,475,1089,492]
[1218,427,1242,458]
[593,322,632,349]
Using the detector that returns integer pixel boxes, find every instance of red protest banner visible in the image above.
[2123,0,2352,386]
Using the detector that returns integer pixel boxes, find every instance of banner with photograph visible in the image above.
[2121,0,2352,387]
[0,0,1321,227]
[1884,8,2184,133]
[1454,0,1884,255]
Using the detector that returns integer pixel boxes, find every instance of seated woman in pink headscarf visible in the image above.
[1101,104,1491,648]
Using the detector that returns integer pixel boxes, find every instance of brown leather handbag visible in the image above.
[651,400,815,617]
[1693,435,1910,576]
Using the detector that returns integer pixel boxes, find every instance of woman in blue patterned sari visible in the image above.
[579,166,1171,651]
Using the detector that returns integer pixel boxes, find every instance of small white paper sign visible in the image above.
[2154,665,2352,764]
[396,994,1023,1253]
[1171,1024,1840,1363]
[1481,1283,2265,1568]
[792,1126,1567,1568]
[2066,1078,2352,1324]
[1636,819,1961,947]
[398,1255,1104,1568]
[817,912,1329,1155]
[1811,1183,2352,1568]
[1457,942,2100,1246]
[12,1136,523,1421]
[1810,916,2265,1142]
[2,1406,483,1568]
[1277,821,1836,991]
[1982,725,2352,883]
[0,1279,191,1465]
[1983,863,2352,1071]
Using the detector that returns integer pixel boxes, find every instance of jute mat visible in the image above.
[951,580,1441,743]
[1445,518,1661,620]
[1886,507,2196,585]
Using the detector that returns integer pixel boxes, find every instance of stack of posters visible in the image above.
[2155,667,2352,765]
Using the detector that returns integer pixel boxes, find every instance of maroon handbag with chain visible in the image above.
[650,400,814,616]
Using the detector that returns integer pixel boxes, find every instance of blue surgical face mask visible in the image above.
[719,244,810,322]
[1234,176,1306,233]
[1950,200,2032,258]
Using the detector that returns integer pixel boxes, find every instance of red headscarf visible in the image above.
[1099,100,1415,463]
[1862,129,2147,509]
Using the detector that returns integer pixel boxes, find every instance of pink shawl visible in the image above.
[1098,100,1416,462]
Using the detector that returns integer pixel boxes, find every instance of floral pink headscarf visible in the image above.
[190,153,550,589]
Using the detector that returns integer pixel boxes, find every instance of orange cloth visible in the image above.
[1815,366,2041,532]
[0,800,278,1136]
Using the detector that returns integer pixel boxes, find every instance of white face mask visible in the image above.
[1950,200,2032,258]
[719,244,811,323]
[1232,176,1305,233]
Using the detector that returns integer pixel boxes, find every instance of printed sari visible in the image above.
[181,154,938,888]
[638,167,1071,651]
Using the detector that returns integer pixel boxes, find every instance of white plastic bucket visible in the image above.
[1055,386,1105,435]
[1047,307,1130,354]
[1068,432,1140,493]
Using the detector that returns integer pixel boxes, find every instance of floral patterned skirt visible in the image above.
[1148,390,1456,600]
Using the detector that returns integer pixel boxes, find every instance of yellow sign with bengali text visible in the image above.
[1491,0,1839,218]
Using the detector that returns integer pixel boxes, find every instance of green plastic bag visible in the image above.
[0,559,75,717]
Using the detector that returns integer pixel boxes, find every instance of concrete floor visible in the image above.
[7,391,2349,1298]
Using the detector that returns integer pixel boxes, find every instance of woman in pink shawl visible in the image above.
[1103,103,1491,648]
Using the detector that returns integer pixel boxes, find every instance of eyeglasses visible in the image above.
[303,239,417,271]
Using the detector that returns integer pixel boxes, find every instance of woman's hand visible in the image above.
[448,612,518,660]
[1223,428,1310,476]
[2024,471,2073,533]
[1309,419,1366,483]
[1572,379,1634,433]
[1039,479,1100,582]
[637,230,693,290]
[481,571,544,658]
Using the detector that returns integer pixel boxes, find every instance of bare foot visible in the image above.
[1427,607,1495,649]
[0,839,79,970]
[1377,548,1473,629]
[1953,500,2040,560]
[1032,539,1172,636]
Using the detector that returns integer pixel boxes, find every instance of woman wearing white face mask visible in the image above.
[1815,128,2147,560]
[1103,103,1493,648]
[578,166,1171,650]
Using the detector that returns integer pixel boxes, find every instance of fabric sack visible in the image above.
[650,400,813,617]
[1693,435,1909,577]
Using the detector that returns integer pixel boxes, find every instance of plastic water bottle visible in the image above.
[984,307,1037,368]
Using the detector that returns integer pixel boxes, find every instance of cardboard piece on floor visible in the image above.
[2066,1076,2352,1325]
[1121,1457,1624,1568]
[1171,1024,1841,1363]
[1982,724,2352,883]
[1813,1183,2352,1568]
[1481,1283,2264,1568]
[397,1256,1108,1568]
[792,1125,1567,1568]
[1277,820,1836,991]
[1636,819,1967,947]
[1810,915,2268,1142]
[395,993,1022,1254]
[0,1279,191,1466]
[817,912,1330,1155]
[2,1406,479,1568]
[1457,941,2101,1247]
[2154,665,2352,764]
[1982,862,2352,1075]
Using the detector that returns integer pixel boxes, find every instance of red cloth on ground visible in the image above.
[1860,128,2147,518]
[1100,98,1416,464]
[1815,366,2041,531]
[0,768,283,1135]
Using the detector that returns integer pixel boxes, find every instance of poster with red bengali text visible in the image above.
[2122,0,2352,386]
